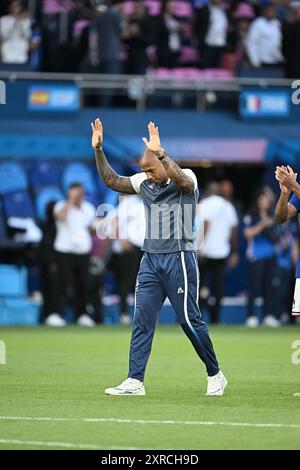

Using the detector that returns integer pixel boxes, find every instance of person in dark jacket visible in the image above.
[283,2,300,78]
[155,0,182,69]
[123,1,152,75]
[194,0,228,68]
[38,200,66,327]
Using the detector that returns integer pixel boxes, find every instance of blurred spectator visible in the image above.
[38,200,65,327]
[41,3,77,72]
[243,189,280,327]
[107,195,145,324]
[226,1,254,69]
[123,1,152,75]
[274,222,298,322]
[155,0,182,68]
[197,182,239,324]
[220,179,244,218]
[245,2,284,70]
[95,0,123,74]
[284,1,300,78]
[86,233,108,324]
[194,0,228,68]
[53,183,96,327]
[94,0,123,105]
[0,0,31,64]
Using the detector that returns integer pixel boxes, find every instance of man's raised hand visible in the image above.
[142,121,162,154]
[275,165,298,193]
[91,118,103,150]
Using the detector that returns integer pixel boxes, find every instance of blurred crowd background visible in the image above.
[1,0,300,78]
[0,158,298,328]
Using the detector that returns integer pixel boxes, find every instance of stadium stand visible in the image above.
[0,161,28,194]
[35,186,64,220]
[0,264,40,325]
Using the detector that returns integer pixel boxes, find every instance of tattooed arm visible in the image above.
[142,121,194,192]
[158,154,194,192]
[92,118,135,194]
[94,147,136,194]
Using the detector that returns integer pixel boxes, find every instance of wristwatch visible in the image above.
[156,148,167,161]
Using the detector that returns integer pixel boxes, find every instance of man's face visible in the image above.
[264,5,276,20]
[140,158,168,185]
[10,1,22,15]
[211,0,223,7]
[294,7,300,21]
[69,186,84,204]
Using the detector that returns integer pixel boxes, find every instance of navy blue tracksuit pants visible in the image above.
[128,252,220,381]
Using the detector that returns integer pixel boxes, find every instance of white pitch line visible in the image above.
[0,438,142,450]
[0,438,100,449]
[0,416,300,429]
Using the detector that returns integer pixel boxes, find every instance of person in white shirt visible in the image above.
[245,3,283,68]
[52,183,96,327]
[197,181,239,324]
[0,0,31,64]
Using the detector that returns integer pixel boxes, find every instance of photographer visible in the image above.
[243,188,280,327]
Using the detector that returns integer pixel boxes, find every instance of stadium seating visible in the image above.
[35,186,64,220]
[173,1,193,18]
[150,68,234,79]
[0,298,40,325]
[2,190,35,219]
[30,161,61,191]
[62,162,97,194]
[0,264,27,297]
[0,203,25,249]
[178,47,200,66]
[144,1,162,16]
[0,264,40,325]
[0,161,28,195]
[122,1,135,15]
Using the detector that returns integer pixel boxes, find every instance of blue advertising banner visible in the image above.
[240,90,290,118]
[28,85,80,112]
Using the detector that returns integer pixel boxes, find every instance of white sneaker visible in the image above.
[105,378,145,396]
[45,313,66,327]
[245,316,259,328]
[77,314,96,327]
[262,315,281,328]
[206,370,228,396]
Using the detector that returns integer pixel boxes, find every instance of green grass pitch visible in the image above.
[0,325,300,450]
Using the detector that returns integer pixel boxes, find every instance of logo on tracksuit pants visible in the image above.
[177,287,184,294]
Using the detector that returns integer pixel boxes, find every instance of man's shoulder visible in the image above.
[182,168,198,191]
[130,172,148,194]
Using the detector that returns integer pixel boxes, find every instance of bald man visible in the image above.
[92,118,227,397]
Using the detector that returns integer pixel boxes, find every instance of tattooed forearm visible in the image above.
[94,148,135,194]
[159,154,194,192]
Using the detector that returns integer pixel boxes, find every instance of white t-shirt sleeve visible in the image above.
[182,169,198,191]
[129,172,147,193]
